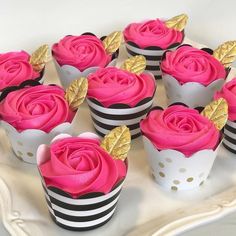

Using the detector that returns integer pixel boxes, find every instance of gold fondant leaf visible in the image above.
[102,31,122,54]
[121,55,146,74]
[29,44,50,72]
[201,98,228,130]
[100,125,131,161]
[165,14,188,31]
[65,77,88,111]
[213,41,236,68]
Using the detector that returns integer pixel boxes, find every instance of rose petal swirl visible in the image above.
[39,137,127,197]
[140,105,220,156]
[161,46,226,85]
[124,19,184,49]
[87,67,155,107]
[0,51,40,91]
[0,85,75,132]
[52,35,112,71]
[214,78,236,121]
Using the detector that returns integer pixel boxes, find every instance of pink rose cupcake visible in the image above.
[161,44,230,107]
[37,129,129,230]
[52,32,120,88]
[140,104,223,190]
[0,80,87,164]
[0,50,44,92]
[123,14,188,79]
[215,78,236,153]
[87,66,156,139]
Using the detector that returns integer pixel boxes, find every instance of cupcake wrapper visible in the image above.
[162,73,225,108]
[125,41,180,80]
[223,120,236,154]
[41,180,124,231]
[142,136,218,190]
[0,68,45,95]
[1,121,73,164]
[87,98,154,139]
[53,58,117,89]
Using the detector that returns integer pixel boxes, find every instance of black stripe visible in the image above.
[88,97,153,108]
[154,75,162,80]
[225,123,236,134]
[94,127,141,140]
[88,104,152,121]
[47,189,121,211]
[50,202,117,222]
[42,179,124,199]
[145,65,160,71]
[45,196,52,208]
[126,40,182,50]
[126,47,162,61]
[49,212,114,231]
[223,142,236,154]
[224,134,236,145]
[47,186,104,198]
[91,117,140,131]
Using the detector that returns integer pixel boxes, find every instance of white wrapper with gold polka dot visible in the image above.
[162,73,225,108]
[1,121,74,164]
[142,136,219,191]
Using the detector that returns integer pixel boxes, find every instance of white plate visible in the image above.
[0,40,236,236]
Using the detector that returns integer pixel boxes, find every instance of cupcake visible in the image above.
[161,41,236,107]
[215,78,236,153]
[0,45,48,92]
[140,99,228,190]
[123,14,188,79]
[87,56,156,139]
[37,126,130,230]
[52,31,121,88]
[0,78,87,164]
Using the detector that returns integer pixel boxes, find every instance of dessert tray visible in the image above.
[0,39,236,236]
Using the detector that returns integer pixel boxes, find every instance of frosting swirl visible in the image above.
[0,51,40,91]
[39,136,127,197]
[88,67,155,107]
[140,105,220,156]
[123,19,184,49]
[0,85,75,132]
[52,35,112,71]
[161,46,226,85]
[214,78,236,121]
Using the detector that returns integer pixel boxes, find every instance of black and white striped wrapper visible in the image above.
[223,120,236,154]
[125,41,180,80]
[87,97,154,139]
[42,180,124,231]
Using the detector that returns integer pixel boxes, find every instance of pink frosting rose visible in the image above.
[123,19,184,49]
[39,136,127,197]
[0,51,40,91]
[214,78,236,121]
[140,105,220,156]
[0,85,75,132]
[161,46,226,85]
[52,35,112,71]
[88,67,155,107]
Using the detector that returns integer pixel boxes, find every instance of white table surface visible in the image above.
[1,1,236,235]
